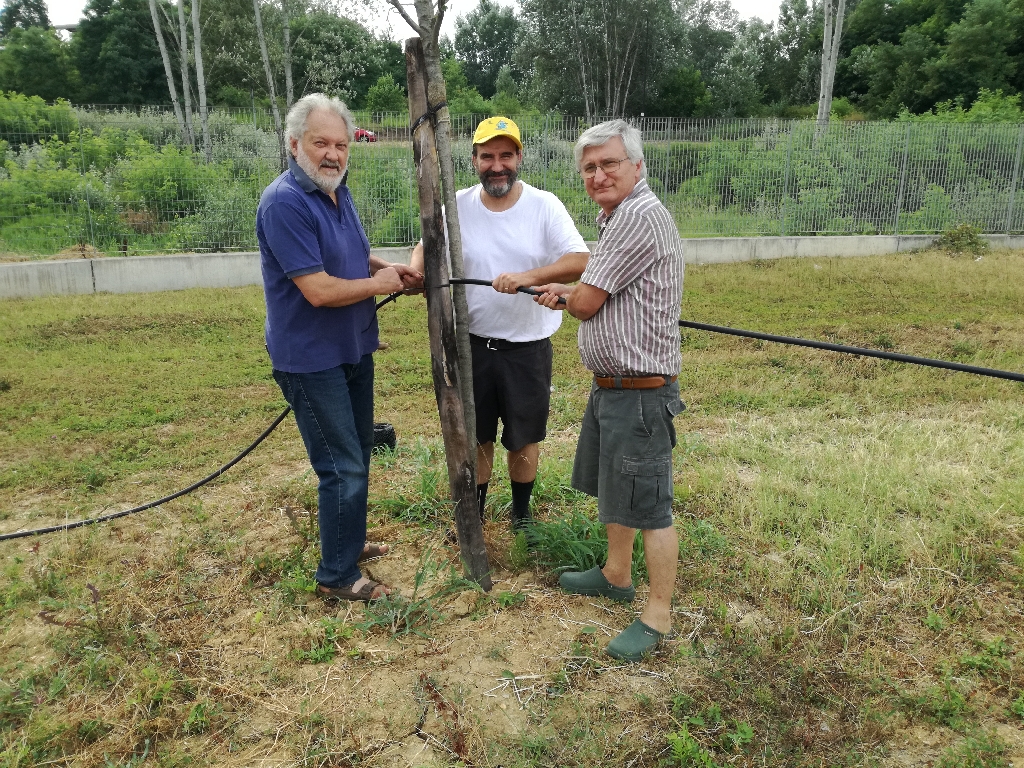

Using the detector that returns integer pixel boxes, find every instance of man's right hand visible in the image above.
[373,266,405,295]
[533,283,571,309]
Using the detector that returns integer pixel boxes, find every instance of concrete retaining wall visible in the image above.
[3,236,1022,300]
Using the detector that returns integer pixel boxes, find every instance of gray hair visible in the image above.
[286,93,355,144]
[574,119,646,178]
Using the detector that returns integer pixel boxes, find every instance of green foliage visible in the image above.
[71,0,168,105]
[899,90,1024,123]
[365,74,406,113]
[651,67,714,117]
[0,27,79,102]
[442,58,493,116]
[0,0,49,37]
[292,618,355,664]
[454,0,523,99]
[357,553,478,638]
[0,92,77,138]
[1010,692,1024,719]
[666,726,718,768]
[936,730,1008,768]
[937,224,989,256]
[960,637,1012,676]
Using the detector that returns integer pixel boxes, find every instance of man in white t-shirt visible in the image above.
[411,116,589,532]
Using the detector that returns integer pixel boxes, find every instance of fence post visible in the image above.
[77,115,96,252]
[780,121,794,236]
[1004,124,1024,234]
[893,123,912,235]
[542,112,549,193]
[251,89,262,194]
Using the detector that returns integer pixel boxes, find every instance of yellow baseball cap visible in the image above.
[473,116,522,150]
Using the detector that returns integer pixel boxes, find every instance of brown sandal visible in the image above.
[357,542,390,562]
[317,579,390,602]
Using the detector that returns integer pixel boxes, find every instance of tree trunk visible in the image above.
[176,0,195,148]
[410,0,476,470]
[148,0,188,141]
[253,0,286,170]
[406,36,491,590]
[815,0,845,142]
[191,0,211,163]
[282,0,294,109]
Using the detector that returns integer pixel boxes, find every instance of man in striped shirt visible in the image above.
[535,119,685,662]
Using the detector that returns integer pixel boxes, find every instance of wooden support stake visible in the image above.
[406,37,491,591]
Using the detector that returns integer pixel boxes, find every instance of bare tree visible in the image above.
[815,0,846,137]
[253,0,286,169]
[176,0,195,148]
[148,0,188,140]
[192,0,212,162]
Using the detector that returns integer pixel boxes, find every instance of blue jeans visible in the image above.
[273,354,374,588]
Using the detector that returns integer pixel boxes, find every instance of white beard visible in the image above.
[294,144,345,193]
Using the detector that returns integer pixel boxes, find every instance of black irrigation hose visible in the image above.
[679,320,1024,384]
[0,294,414,542]
[0,407,293,542]
[6,286,1021,543]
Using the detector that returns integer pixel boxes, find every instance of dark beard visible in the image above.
[480,168,518,198]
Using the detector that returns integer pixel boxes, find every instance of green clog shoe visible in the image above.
[605,619,665,662]
[558,566,636,603]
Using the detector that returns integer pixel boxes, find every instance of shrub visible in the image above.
[937,223,989,256]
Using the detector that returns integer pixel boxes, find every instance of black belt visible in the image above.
[469,334,547,351]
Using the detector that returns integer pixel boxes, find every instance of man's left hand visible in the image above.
[390,263,424,290]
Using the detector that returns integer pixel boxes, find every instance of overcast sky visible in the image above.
[47,0,784,38]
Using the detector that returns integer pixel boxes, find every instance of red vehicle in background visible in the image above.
[354,128,377,142]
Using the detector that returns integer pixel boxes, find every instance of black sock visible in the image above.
[477,482,489,523]
[510,480,534,528]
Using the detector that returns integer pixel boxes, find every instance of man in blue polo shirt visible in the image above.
[257,93,422,602]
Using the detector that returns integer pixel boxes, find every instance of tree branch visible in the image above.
[388,0,421,35]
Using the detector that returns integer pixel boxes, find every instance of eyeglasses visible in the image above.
[581,157,629,178]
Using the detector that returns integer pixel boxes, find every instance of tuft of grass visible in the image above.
[936,730,1007,768]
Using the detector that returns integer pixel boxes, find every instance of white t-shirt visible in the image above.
[453,181,589,342]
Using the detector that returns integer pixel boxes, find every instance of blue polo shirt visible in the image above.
[257,157,378,373]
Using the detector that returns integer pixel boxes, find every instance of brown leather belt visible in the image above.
[595,374,677,390]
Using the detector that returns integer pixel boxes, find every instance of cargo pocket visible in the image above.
[665,397,685,448]
[620,455,673,515]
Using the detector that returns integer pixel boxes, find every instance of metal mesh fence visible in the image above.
[1,102,1023,259]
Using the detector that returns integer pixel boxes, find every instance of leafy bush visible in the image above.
[937,223,989,256]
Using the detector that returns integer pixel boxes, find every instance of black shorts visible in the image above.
[470,334,553,452]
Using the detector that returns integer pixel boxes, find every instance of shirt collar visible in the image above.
[288,155,318,193]
[288,155,348,194]
[596,178,649,229]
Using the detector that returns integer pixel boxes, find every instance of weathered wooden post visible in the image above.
[403,31,491,590]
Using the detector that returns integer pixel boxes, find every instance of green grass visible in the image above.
[0,248,1023,766]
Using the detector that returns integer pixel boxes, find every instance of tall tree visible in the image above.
[148,0,188,139]
[520,0,673,118]
[816,0,847,130]
[0,26,78,100]
[453,0,521,98]
[0,0,49,38]
[253,0,285,168]
[72,0,168,104]
[191,0,211,161]
[176,0,195,145]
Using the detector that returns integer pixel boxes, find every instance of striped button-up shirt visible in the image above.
[578,179,684,376]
